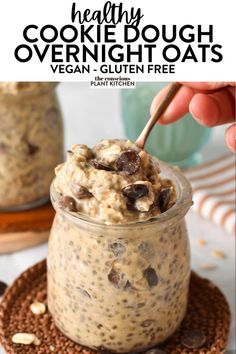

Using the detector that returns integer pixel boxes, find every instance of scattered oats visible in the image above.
[33,336,41,346]
[196,239,206,246]
[50,345,55,351]
[199,263,218,271]
[12,333,41,346]
[30,301,46,315]
[211,250,226,259]
[12,333,34,345]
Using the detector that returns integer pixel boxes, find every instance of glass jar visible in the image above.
[48,160,192,353]
[0,82,64,210]
[121,82,212,168]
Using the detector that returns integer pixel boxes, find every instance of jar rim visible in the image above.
[50,159,193,230]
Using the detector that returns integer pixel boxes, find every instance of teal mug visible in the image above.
[121,82,211,168]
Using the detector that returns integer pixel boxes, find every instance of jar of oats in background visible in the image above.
[0,82,64,210]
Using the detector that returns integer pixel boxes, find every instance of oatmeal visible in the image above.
[48,141,192,352]
[0,82,63,209]
[54,139,176,224]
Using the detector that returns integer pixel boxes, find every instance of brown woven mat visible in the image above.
[0,260,231,354]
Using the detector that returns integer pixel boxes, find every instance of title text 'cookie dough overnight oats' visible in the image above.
[48,139,192,353]
[0,82,63,210]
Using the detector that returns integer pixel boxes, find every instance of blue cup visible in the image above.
[121,82,211,168]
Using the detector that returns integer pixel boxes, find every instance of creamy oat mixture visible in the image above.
[48,215,190,353]
[54,139,176,224]
[0,82,63,209]
[48,140,192,353]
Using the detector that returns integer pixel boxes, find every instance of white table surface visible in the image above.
[0,82,235,353]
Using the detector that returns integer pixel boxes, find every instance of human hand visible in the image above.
[150,82,236,152]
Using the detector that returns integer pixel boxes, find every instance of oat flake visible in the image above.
[196,239,206,246]
[12,333,41,346]
[30,301,46,315]
[200,263,218,271]
[211,250,226,259]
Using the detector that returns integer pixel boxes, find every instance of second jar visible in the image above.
[0,82,64,210]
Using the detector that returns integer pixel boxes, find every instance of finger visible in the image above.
[189,90,235,127]
[225,124,236,153]
[226,86,236,99]
[179,82,236,90]
[150,84,195,124]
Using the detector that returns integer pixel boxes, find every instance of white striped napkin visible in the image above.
[184,153,235,235]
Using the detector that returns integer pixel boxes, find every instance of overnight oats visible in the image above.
[0,82,64,210]
[47,139,192,353]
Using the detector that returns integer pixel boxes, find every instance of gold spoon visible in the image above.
[136,82,182,149]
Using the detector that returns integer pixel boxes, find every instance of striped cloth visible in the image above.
[184,153,235,235]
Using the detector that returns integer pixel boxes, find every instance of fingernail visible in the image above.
[189,106,219,127]
[189,95,220,127]
[189,111,204,125]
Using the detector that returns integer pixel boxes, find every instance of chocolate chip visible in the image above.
[0,281,8,296]
[90,159,113,171]
[138,242,154,260]
[181,330,207,349]
[143,266,158,288]
[76,287,91,299]
[145,349,167,354]
[122,184,148,201]
[22,134,39,155]
[67,150,73,157]
[126,201,138,212]
[124,280,135,291]
[58,196,77,212]
[116,150,141,175]
[27,142,39,155]
[70,183,93,199]
[108,269,121,289]
[159,188,171,212]
[109,242,126,257]
[108,269,133,290]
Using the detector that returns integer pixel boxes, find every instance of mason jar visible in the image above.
[0,82,64,210]
[48,160,192,353]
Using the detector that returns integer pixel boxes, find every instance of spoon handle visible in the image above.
[136,82,182,149]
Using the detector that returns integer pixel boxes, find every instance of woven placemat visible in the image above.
[0,260,231,354]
